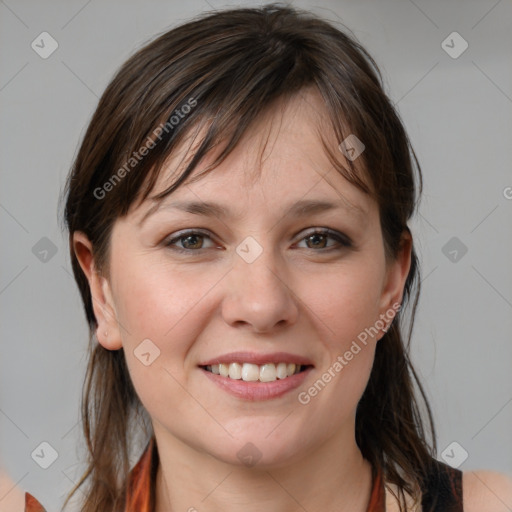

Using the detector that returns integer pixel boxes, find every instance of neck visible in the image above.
[154,427,374,512]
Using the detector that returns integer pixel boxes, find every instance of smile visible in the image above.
[198,352,314,400]
[202,362,308,382]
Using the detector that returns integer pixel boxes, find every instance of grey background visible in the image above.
[1,0,511,509]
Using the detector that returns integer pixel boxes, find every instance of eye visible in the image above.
[296,229,352,250]
[164,230,216,252]
[163,228,352,254]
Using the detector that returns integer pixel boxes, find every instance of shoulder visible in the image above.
[0,470,25,512]
[463,470,512,512]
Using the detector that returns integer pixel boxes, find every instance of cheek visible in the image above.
[115,263,210,421]
[303,260,384,347]
[112,256,217,347]
[111,257,226,410]
[295,257,384,410]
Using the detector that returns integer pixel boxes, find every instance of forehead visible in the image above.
[134,89,374,224]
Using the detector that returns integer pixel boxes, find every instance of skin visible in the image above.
[0,470,25,510]
[72,90,512,512]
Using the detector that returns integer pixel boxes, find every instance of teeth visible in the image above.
[276,362,288,379]
[206,362,304,382]
[228,362,242,379]
[241,363,260,381]
[259,363,276,382]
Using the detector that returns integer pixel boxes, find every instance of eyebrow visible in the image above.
[139,198,366,226]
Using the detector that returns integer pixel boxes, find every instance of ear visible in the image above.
[376,229,413,339]
[73,231,123,350]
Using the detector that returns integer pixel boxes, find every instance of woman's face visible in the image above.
[76,90,410,468]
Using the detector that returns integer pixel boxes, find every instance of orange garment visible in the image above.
[25,437,385,511]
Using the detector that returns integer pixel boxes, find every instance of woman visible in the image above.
[24,4,512,511]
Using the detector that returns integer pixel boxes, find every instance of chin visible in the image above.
[211,445,302,470]
[206,427,312,470]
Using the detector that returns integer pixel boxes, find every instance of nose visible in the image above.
[221,246,299,333]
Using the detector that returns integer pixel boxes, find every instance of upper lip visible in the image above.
[199,351,314,367]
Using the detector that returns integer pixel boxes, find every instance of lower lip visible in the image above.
[200,367,313,401]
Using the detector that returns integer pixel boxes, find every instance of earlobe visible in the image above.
[377,231,413,337]
[72,231,123,350]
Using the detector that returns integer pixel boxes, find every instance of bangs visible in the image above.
[66,3,419,276]
[93,7,387,219]
[132,86,375,216]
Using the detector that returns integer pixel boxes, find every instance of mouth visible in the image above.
[200,362,313,383]
[198,352,314,401]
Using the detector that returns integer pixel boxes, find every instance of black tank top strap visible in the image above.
[421,458,463,512]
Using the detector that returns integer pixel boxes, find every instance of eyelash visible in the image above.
[163,228,352,254]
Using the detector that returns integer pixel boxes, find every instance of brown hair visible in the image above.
[61,4,437,511]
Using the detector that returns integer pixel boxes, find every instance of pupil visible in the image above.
[308,234,326,248]
[183,235,202,249]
